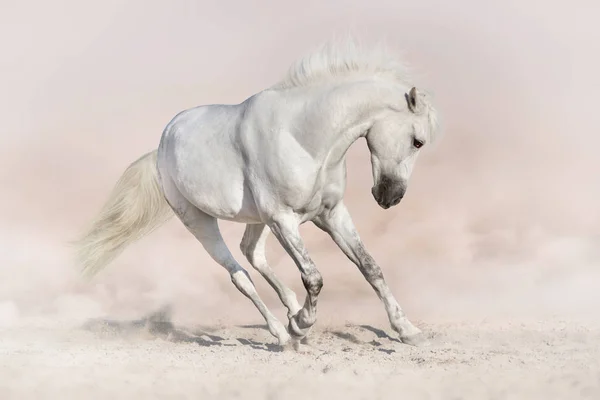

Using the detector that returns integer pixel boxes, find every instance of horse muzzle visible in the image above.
[371,176,406,209]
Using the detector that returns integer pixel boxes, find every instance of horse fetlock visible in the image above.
[288,318,307,338]
[269,321,291,345]
[288,309,315,338]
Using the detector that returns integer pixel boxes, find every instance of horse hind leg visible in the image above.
[168,193,290,345]
[240,224,302,319]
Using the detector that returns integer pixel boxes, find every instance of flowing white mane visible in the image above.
[272,39,440,141]
[272,39,412,90]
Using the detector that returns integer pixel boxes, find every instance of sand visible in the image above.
[1,313,599,399]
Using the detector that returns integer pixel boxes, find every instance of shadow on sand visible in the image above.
[82,306,284,353]
[326,325,400,354]
[82,306,401,354]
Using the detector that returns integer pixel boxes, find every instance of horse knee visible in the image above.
[301,270,323,297]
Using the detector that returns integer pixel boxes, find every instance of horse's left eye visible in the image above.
[413,138,424,149]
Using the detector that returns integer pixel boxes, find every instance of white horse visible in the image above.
[75,40,439,348]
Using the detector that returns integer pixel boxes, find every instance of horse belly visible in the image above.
[176,168,261,222]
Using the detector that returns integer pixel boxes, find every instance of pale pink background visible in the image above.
[0,0,598,327]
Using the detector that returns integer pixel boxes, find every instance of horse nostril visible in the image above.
[379,176,392,191]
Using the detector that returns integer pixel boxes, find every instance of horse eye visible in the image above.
[413,138,424,149]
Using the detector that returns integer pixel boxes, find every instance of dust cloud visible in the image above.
[0,0,598,331]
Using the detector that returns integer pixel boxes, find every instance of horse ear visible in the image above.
[406,87,421,113]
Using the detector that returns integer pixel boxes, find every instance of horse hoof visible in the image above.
[277,335,291,347]
[400,332,430,347]
[283,338,317,354]
[277,333,291,346]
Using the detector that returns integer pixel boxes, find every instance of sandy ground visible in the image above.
[1,312,599,400]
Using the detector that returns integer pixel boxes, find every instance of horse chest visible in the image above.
[321,178,345,207]
[298,171,346,219]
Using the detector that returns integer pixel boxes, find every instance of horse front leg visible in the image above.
[313,202,428,346]
[268,215,323,348]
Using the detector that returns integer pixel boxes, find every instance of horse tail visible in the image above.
[74,150,174,277]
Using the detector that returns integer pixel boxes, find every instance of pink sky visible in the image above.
[0,1,598,326]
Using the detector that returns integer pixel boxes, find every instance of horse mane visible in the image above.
[271,38,411,90]
[272,38,441,142]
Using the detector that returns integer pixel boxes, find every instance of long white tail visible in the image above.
[74,150,174,277]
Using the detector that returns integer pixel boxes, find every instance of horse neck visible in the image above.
[305,79,400,167]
